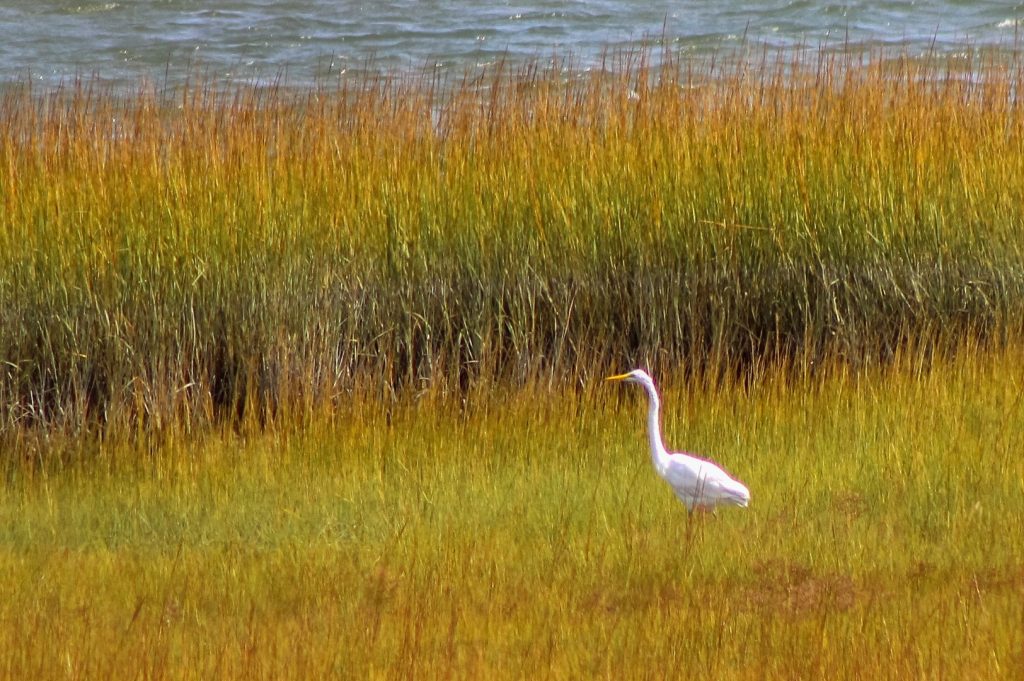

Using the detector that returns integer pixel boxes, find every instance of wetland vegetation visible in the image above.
[1,49,1023,677]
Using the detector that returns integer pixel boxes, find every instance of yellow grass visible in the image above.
[1,346,1023,678]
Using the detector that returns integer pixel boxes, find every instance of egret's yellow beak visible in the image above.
[605,373,631,382]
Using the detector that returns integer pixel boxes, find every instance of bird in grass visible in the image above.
[606,369,750,514]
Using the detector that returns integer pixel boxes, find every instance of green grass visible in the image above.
[1,347,1022,678]
[4,50,1024,432]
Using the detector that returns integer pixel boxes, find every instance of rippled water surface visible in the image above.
[2,1,1023,86]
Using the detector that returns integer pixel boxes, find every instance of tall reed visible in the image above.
[3,48,1024,432]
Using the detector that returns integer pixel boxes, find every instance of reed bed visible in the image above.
[4,49,1024,433]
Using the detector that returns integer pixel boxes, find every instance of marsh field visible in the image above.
[2,49,1024,678]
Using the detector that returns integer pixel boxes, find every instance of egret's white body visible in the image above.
[606,369,750,513]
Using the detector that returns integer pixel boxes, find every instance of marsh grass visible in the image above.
[0,346,1022,678]
[4,48,1024,433]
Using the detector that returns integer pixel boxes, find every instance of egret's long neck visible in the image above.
[642,383,669,469]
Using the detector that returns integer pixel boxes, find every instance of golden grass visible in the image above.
[1,345,1022,678]
[3,49,1024,434]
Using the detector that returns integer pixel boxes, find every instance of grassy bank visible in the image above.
[0,347,1022,678]
[3,50,1024,432]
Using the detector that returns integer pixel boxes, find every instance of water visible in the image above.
[1,1,1023,88]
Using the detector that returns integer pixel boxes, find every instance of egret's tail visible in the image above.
[726,481,751,508]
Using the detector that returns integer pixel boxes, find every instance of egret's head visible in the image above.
[605,369,655,391]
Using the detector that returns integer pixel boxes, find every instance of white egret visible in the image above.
[606,369,750,514]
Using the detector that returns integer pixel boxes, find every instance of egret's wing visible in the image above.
[661,454,705,495]
[664,453,750,507]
